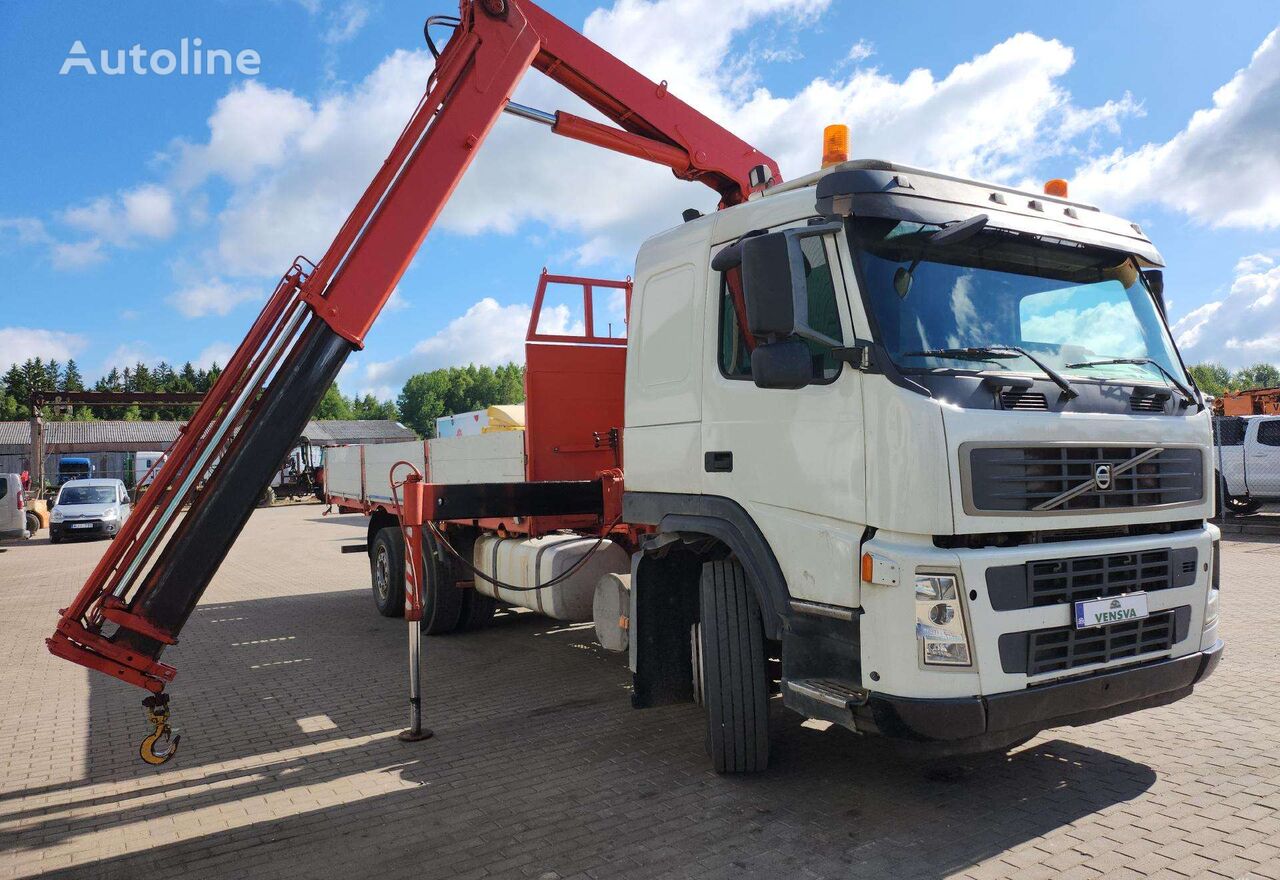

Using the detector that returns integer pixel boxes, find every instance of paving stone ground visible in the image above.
[0,503,1277,879]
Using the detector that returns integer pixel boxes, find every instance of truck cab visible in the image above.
[623,160,1221,765]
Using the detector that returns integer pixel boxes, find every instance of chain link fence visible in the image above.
[1212,415,1280,519]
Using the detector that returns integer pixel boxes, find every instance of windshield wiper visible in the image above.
[907,345,1078,399]
[905,347,1020,361]
[1064,357,1198,407]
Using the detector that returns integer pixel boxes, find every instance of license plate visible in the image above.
[1074,592,1148,629]
[70,522,93,530]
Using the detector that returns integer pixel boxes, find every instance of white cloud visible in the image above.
[62,184,177,244]
[195,341,235,368]
[0,327,87,372]
[174,81,313,187]
[0,217,52,248]
[100,342,163,374]
[323,1,370,45]
[175,1,1138,280]
[1171,254,1280,365]
[845,40,874,64]
[1073,28,1280,228]
[50,239,105,271]
[168,278,262,318]
[351,297,580,395]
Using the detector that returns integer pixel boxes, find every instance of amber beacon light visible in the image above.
[822,124,849,168]
[1043,178,1069,197]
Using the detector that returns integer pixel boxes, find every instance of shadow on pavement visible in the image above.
[5,584,1158,880]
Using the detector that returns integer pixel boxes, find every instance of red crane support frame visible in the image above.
[47,0,781,696]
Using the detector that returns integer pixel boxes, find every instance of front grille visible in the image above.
[966,445,1203,513]
[987,547,1197,611]
[998,608,1189,676]
[1000,390,1048,411]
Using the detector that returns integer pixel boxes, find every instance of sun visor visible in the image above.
[815,166,1164,267]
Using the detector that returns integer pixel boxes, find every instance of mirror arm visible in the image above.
[833,339,933,398]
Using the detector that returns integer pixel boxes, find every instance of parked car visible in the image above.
[49,479,130,543]
[1215,415,1280,514]
[0,473,29,540]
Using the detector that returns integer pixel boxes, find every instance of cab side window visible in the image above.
[1258,420,1280,447]
[716,234,845,382]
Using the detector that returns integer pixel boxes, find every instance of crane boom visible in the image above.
[46,0,780,706]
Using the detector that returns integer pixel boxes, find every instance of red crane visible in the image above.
[46,0,779,762]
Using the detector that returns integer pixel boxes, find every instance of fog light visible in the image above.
[915,574,972,667]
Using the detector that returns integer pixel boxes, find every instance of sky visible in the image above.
[1,0,1279,401]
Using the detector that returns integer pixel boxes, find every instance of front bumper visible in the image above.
[858,639,1223,753]
[51,520,117,539]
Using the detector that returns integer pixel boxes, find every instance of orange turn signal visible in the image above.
[1043,178,1069,198]
[860,552,874,583]
[822,124,849,168]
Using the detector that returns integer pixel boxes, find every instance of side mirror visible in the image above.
[1143,269,1165,315]
[740,223,843,348]
[751,340,812,389]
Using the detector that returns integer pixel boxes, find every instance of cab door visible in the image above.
[1247,418,1280,497]
[699,225,867,608]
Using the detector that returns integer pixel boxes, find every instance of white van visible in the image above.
[135,451,167,489]
[49,479,131,543]
[0,474,27,540]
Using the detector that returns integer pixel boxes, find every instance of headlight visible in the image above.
[50,508,64,523]
[100,508,119,521]
[915,574,972,666]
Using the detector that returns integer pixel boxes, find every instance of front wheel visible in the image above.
[699,559,770,774]
[1224,494,1262,516]
[370,527,405,617]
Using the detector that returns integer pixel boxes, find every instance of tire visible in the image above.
[1225,495,1262,516]
[420,530,465,635]
[25,512,39,535]
[699,559,769,774]
[370,527,405,618]
[459,589,496,631]
[50,531,62,545]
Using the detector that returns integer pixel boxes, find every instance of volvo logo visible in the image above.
[1094,463,1114,491]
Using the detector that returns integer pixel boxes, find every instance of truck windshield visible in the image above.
[848,217,1188,387]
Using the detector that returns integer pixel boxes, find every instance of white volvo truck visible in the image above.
[329,160,1223,773]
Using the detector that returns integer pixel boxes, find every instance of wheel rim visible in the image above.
[375,546,390,603]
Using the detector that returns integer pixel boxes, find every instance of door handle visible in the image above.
[704,451,733,473]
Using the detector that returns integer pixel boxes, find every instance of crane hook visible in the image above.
[139,694,180,766]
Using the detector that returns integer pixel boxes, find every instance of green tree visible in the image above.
[312,383,355,420]
[1188,362,1231,398]
[1231,363,1280,391]
[397,362,525,437]
[61,359,85,392]
[352,393,399,421]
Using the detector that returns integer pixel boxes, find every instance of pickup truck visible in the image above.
[1215,415,1280,514]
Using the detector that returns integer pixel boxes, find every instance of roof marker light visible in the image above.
[822,124,849,168]
[1043,178,1069,197]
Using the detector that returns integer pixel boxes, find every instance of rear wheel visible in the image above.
[25,512,39,536]
[699,559,770,774]
[370,527,405,617]
[459,589,496,630]
[420,530,466,634]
